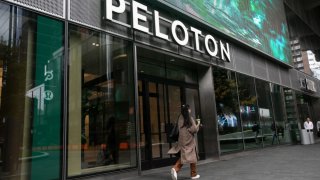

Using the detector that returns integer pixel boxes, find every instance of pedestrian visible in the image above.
[252,122,260,144]
[271,122,279,145]
[304,117,314,132]
[168,104,201,180]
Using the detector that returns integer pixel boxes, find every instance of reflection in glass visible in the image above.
[138,57,197,84]
[237,73,260,149]
[295,91,311,127]
[0,3,64,180]
[213,68,243,153]
[168,85,181,123]
[271,84,289,144]
[68,25,136,176]
[255,80,274,146]
[270,84,287,144]
[158,84,170,159]
[283,88,299,143]
[149,96,160,158]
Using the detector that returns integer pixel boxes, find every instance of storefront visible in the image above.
[1,0,320,180]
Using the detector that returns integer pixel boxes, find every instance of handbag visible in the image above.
[167,114,181,143]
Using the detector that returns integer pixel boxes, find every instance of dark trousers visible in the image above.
[272,132,279,145]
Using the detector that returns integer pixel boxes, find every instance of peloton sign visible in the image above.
[105,0,231,62]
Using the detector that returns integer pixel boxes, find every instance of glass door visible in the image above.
[139,80,177,169]
[138,78,201,169]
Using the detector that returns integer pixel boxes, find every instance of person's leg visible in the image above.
[190,163,197,177]
[272,132,275,144]
[173,158,183,172]
[171,158,183,180]
[190,163,200,179]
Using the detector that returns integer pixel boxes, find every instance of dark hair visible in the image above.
[181,104,192,128]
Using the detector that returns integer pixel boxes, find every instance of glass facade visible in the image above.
[283,88,300,144]
[255,79,274,146]
[0,3,64,180]
[67,25,136,176]
[237,74,261,149]
[213,68,243,153]
[270,84,287,144]
[213,66,313,153]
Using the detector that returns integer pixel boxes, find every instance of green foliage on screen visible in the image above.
[164,0,291,64]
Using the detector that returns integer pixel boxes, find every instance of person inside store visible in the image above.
[304,117,314,132]
[168,104,201,180]
[96,116,119,166]
[106,116,119,164]
[316,120,320,137]
[252,121,260,144]
[271,122,280,145]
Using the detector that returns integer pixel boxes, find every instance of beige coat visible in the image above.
[168,115,199,164]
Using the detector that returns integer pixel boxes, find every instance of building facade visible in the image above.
[1,0,320,180]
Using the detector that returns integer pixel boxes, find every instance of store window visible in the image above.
[213,68,243,153]
[236,73,260,149]
[68,25,136,176]
[0,3,64,180]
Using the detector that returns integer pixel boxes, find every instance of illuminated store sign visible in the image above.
[105,0,231,62]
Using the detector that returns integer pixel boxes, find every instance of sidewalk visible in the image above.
[121,143,320,180]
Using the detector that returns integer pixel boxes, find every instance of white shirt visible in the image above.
[304,121,314,130]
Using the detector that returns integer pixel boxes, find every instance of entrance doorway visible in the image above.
[137,48,202,170]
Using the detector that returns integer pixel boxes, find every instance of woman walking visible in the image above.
[168,104,201,180]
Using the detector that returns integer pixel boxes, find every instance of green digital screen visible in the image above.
[163,0,291,64]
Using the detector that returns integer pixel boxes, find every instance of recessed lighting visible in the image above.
[170,59,175,62]
[96,44,99,46]
[92,43,96,46]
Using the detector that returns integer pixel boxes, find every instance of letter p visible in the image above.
[106,0,126,20]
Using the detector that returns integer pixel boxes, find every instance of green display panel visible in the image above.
[163,0,291,64]
[31,16,63,180]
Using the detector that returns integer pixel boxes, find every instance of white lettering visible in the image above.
[106,0,126,20]
[154,10,169,40]
[190,27,202,52]
[132,1,149,33]
[104,0,232,62]
[220,41,231,62]
[171,20,189,46]
[205,35,218,57]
